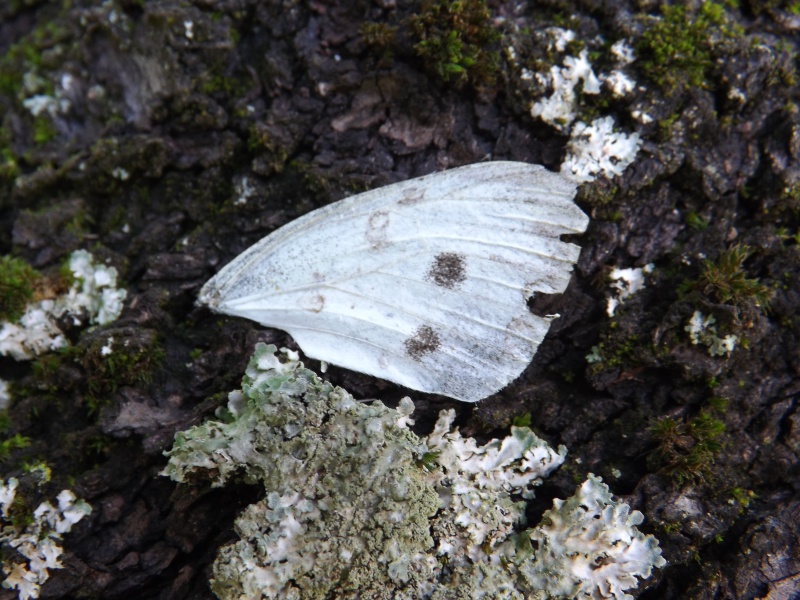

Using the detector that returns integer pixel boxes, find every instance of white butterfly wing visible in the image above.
[199,162,589,402]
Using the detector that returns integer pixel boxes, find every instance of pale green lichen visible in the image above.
[519,475,667,599]
[164,344,665,599]
[164,345,440,599]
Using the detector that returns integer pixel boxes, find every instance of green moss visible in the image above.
[697,244,773,309]
[512,413,532,428]
[0,16,69,96]
[685,211,709,231]
[636,1,742,90]
[83,435,115,462]
[246,124,291,173]
[360,22,397,48]
[0,255,40,322]
[656,112,681,141]
[198,74,238,95]
[21,460,52,483]
[8,496,34,530]
[649,409,725,484]
[706,395,729,411]
[730,486,755,510]
[0,434,31,462]
[360,22,398,64]
[587,335,641,372]
[660,521,682,534]
[743,0,800,15]
[409,0,500,89]
[576,179,619,210]
[79,332,165,413]
[0,132,19,181]
[31,115,57,144]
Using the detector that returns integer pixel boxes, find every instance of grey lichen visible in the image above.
[164,344,665,599]
[164,344,440,599]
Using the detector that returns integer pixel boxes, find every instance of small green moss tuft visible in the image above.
[79,331,165,413]
[409,0,500,89]
[360,22,398,64]
[0,147,19,181]
[730,486,755,511]
[83,435,116,463]
[649,410,725,484]
[659,521,682,534]
[415,451,441,472]
[742,0,800,15]
[512,413,532,428]
[29,353,68,397]
[698,244,773,309]
[8,496,34,530]
[685,211,709,231]
[706,395,729,411]
[0,434,31,462]
[21,460,51,483]
[587,335,641,373]
[32,116,57,144]
[0,256,40,322]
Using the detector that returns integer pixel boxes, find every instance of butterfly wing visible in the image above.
[199,162,589,402]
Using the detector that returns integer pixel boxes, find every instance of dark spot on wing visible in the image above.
[404,325,441,360]
[366,210,390,250]
[426,252,467,289]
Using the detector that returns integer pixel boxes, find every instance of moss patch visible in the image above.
[649,408,726,485]
[0,256,40,322]
[408,0,500,90]
[636,1,742,90]
[697,244,773,311]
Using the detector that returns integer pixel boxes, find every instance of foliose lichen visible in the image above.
[519,475,667,598]
[164,344,665,599]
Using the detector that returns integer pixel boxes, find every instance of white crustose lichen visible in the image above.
[685,311,738,357]
[0,250,126,361]
[0,479,92,600]
[512,27,642,183]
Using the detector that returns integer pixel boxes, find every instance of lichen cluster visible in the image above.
[0,250,126,361]
[0,479,92,600]
[164,344,665,599]
[685,311,738,357]
[506,27,642,183]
